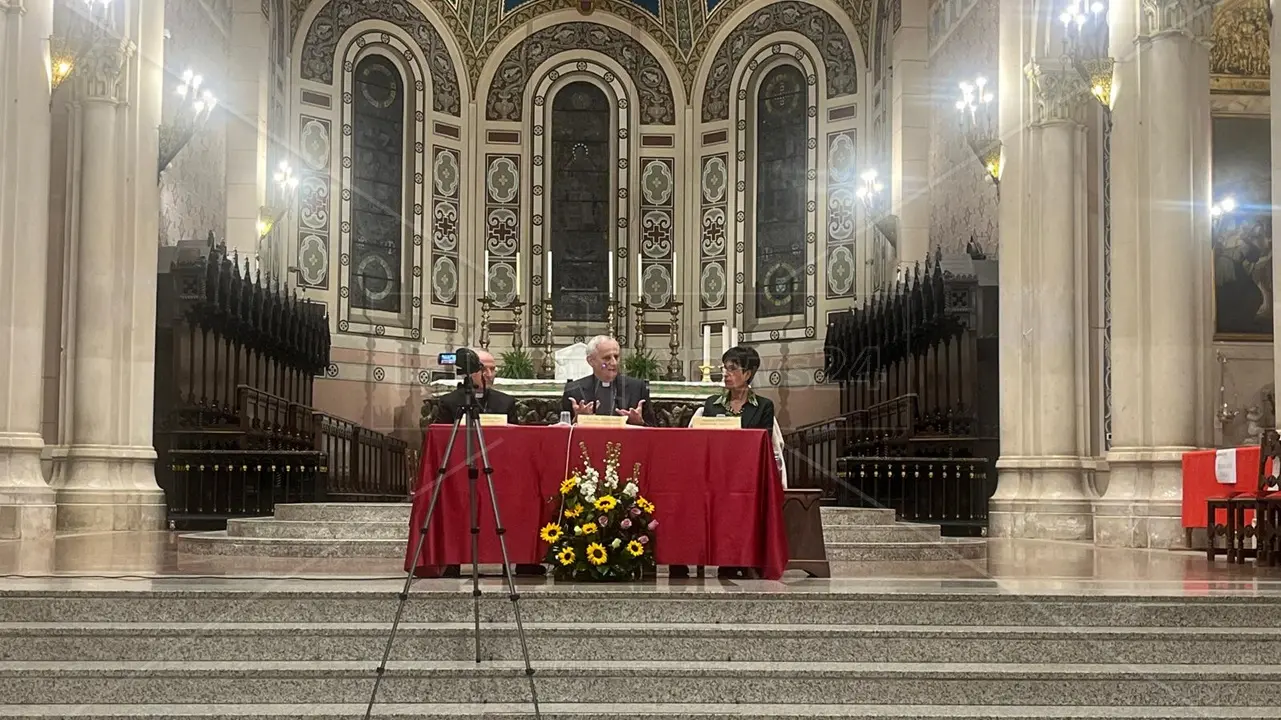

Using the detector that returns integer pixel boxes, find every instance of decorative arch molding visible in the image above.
[528,59,634,335]
[334,29,429,340]
[700,0,859,122]
[298,0,463,116]
[485,22,676,125]
[732,38,821,343]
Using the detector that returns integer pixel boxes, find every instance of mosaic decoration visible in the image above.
[296,115,331,289]
[530,59,631,338]
[296,1,870,101]
[701,1,858,122]
[431,147,461,306]
[733,41,818,342]
[639,158,676,308]
[486,22,676,125]
[699,154,729,311]
[485,154,521,307]
[826,130,857,299]
[299,0,462,116]
[336,30,427,341]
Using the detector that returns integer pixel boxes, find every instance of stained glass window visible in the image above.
[349,54,405,313]
[550,81,611,322]
[754,64,807,318]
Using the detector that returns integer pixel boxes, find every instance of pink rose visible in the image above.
[639,535,649,545]
[598,515,609,526]
[647,519,658,531]
[620,519,632,529]
[630,507,642,516]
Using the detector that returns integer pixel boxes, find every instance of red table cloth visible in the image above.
[1181,446,1268,527]
[405,425,790,580]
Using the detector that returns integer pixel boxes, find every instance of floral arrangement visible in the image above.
[541,441,657,581]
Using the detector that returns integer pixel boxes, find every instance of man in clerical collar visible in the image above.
[561,335,652,426]
[433,348,519,425]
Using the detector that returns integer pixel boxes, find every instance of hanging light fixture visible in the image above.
[48,0,115,92]
[158,68,219,174]
[1060,1,1115,108]
[956,75,1001,184]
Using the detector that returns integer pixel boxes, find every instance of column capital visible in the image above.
[1140,0,1215,42]
[0,0,24,15]
[79,36,134,102]
[1025,61,1089,125]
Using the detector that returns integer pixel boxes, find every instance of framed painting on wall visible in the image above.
[1212,115,1272,340]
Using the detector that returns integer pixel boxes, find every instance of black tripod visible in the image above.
[365,355,540,719]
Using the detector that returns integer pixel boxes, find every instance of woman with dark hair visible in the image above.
[702,345,776,430]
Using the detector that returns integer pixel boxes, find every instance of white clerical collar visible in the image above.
[599,381,611,388]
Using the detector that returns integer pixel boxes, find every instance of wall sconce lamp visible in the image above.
[48,0,115,92]
[1211,196,1238,231]
[257,161,300,237]
[854,169,900,248]
[158,68,217,175]
[1060,1,1115,108]
[956,76,1002,185]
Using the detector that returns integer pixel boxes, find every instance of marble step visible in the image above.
[3,660,1279,705]
[177,533,406,558]
[6,588,1280,628]
[3,622,1277,666]
[227,519,409,540]
[826,537,986,562]
[0,704,1271,719]
[822,523,942,544]
[273,504,412,523]
[819,506,896,525]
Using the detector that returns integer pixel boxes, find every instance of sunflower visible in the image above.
[556,547,576,566]
[636,497,655,514]
[594,495,618,511]
[626,540,644,557]
[539,523,563,543]
[563,503,584,519]
[580,522,598,535]
[585,542,608,565]
[560,476,579,495]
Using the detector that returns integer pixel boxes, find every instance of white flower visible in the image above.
[574,525,582,535]
[611,538,622,549]
[622,482,639,498]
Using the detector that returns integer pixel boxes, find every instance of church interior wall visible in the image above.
[159,0,231,247]
[281,0,870,433]
[926,0,997,256]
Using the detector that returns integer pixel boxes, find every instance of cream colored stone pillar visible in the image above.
[991,57,1095,541]
[224,0,269,263]
[0,0,58,539]
[890,1,930,268]
[59,3,166,532]
[1098,0,1213,548]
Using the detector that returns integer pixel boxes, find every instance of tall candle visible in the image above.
[608,252,614,299]
[637,251,643,300]
[484,250,490,294]
[702,325,711,367]
[721,323,730,360]
[731,327,739,348]
[546,249,553,294]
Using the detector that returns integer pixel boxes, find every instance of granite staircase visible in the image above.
[0,581,1276,718]
[177,504,988,565]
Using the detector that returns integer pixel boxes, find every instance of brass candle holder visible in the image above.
[698,363,713,383]
[478,295,493,350]
[666,302,683,380]
[511,298,525,350]
[540,298,555,378]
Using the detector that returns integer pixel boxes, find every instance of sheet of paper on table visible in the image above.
[1214,448,1236,485]
[692,416,742,429]
[576,415,628,427]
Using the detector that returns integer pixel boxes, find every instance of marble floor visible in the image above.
[3,531,1281,597]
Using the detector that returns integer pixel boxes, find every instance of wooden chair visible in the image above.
[1207,430,1281,564]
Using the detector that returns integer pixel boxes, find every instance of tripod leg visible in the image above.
[364,416,465,720]
[473,420,542,720]
[464,415,483,664]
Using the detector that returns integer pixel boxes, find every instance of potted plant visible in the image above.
[622,348,662,381]
[497,348,536,379]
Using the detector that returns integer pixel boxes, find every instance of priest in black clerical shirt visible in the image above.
[561,335,653,426]
[433,348,519,425]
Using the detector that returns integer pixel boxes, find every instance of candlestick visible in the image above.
[721,323,730,360]
[546,249,553,293]
[484,250,490,294]
[636,251,642,301]
[702,325,711,368]
[608,252,615,299]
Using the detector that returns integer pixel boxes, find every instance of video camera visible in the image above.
[438,347,483,377]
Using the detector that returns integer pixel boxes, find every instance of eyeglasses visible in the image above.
[722,364,743,373]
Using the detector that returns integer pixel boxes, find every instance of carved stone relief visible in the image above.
[1210,0,1269,94]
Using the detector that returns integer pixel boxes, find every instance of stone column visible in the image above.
[889,1,930,268]
[223,0,269,262]
[59,7,166,531]
[991,56,1095,540]
[1098,0,1213,548]
[0,0,58,539]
